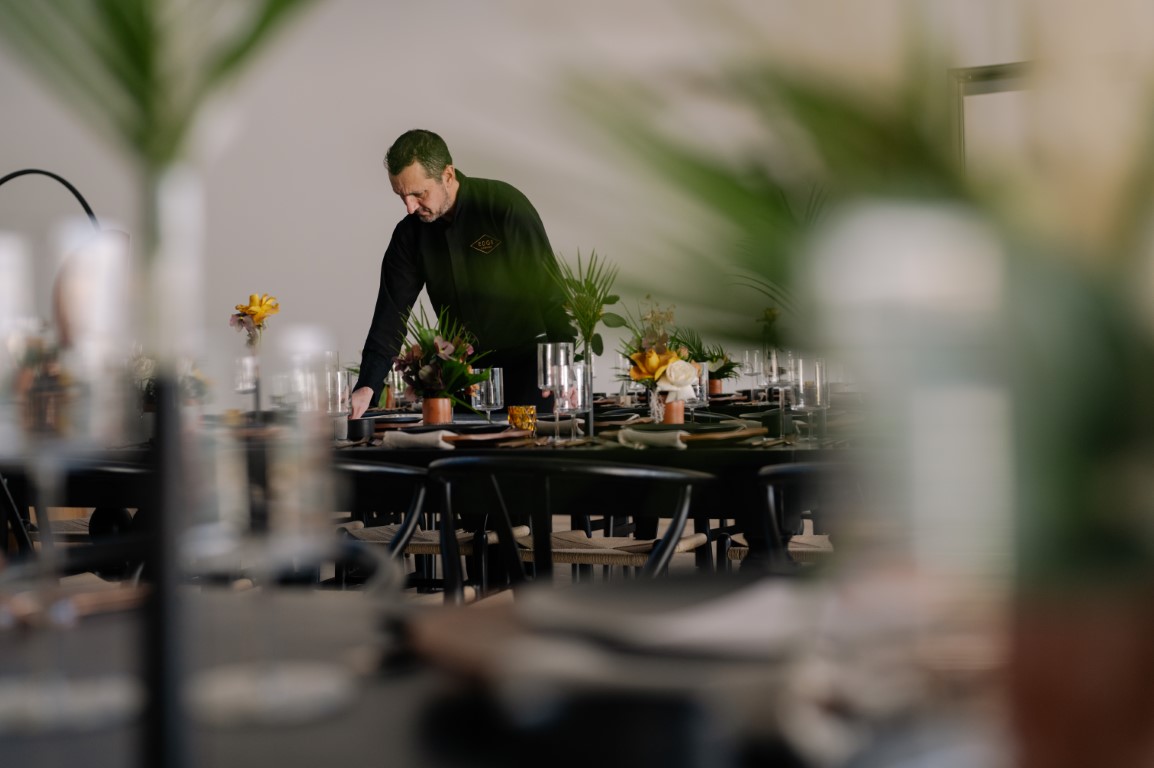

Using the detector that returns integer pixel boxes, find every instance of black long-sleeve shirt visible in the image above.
[355,171,574,407]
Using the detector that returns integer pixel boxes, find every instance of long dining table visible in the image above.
[333,401,862,571]
[2,398,863,569]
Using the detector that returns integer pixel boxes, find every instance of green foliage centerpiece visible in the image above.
[671,327,740,394]
[392,306,489,411]
[547,250,626,434]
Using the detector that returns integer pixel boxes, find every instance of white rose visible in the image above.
[657,359,698,401]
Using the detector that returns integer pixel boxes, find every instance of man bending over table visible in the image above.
[350,129,573,417]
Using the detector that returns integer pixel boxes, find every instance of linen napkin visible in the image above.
[378,430,456,450]
[616,427,688,450]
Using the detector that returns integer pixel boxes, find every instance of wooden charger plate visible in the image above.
[442,428,533,444]
[601,422,768,444]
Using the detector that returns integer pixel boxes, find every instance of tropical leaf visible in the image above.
[547,249,621,360]
[563,34,967,348]
[0,0,317,170]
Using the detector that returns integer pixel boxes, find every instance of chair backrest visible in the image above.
[427,455,716,585]
[331,460,428,558]
[755,461,859,569]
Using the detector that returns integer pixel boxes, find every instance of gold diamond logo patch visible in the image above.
[470,234,501,254]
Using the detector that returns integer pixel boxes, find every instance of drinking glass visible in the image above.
[190,340,354,728]
[614,353,642,405]
[386,369,409,410]
[234,355,259,395]
[555,362,587,440]
[471,367,504,423]
[684,361,707,421]
[793,357,829,442]
[537,342,574,442]
[326,369,350,439]
[741,350,763,401]
[766,348,782,386]
[0,228,141,735]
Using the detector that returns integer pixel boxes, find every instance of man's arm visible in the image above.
[353,224,424,416]
[349,386,376,419]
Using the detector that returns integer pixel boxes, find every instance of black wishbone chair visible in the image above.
[333,460,529,596]
[426,455,717,603]
[330,461,429,589]
[717,461,856,574]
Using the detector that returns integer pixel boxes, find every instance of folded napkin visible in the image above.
[617,427,688,450]
[378,430,456,450]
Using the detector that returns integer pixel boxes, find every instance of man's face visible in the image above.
[390,162,455,223]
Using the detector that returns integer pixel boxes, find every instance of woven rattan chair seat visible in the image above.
[30,517,91,543]
[726,532,834,564]
[346,522,530,555]
[516,529,709,567]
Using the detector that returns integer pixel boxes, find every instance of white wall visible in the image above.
[0,0,1025,410]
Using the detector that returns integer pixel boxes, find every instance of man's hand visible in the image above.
[349,386,375,419]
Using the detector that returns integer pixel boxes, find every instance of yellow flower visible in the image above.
[629,348,681,384]
[235,293,280,328]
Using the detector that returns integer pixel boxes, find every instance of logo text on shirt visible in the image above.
[470,234,501,254]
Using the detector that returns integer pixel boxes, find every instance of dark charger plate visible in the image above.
[401,422,511,435]
[627,422,745,434]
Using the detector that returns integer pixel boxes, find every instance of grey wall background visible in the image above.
[0,0,1025,411]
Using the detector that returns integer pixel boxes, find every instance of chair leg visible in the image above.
[717,534,733,574]
[693,514,714,572]
[472,529,489,596]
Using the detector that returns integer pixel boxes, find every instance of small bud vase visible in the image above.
[421,397,453,425]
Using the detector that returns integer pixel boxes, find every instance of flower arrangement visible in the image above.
[670,327,741,381]
[229,292,280,348]
[621,297,700,403]
[392,306,489,405]
[129,351,210,409]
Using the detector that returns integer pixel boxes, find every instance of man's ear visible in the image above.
[442,164,455,184]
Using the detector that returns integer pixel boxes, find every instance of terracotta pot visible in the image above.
[708,379,725,396]
[421,397,453,425]
[662,399,685,424]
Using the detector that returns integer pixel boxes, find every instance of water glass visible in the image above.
[326,369,350,439]
[386,369,409,409]
[538,342,574,442]
[537,342,574,394]
[741,350,763,401]
[235,355,259,395]
[794,357,829,441]
[471,367,504,423]
[556,362,587,440]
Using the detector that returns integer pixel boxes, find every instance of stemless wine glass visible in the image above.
[537,342,574,443]
[471,367,504,423]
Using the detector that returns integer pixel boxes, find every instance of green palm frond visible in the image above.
[564,32,968,348]
[547,249,625,358]
[0,0,316,170]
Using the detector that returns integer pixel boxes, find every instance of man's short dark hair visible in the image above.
[385,129,453,177]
